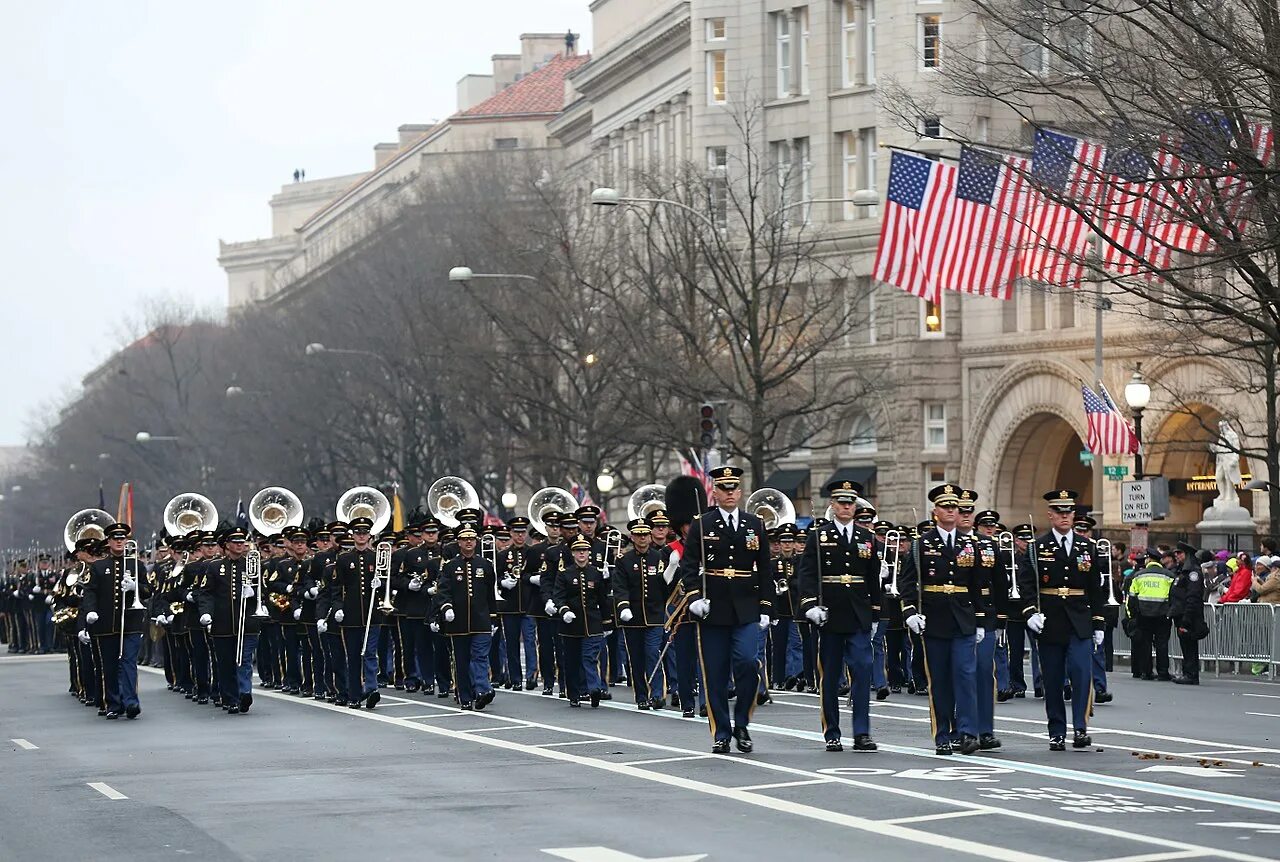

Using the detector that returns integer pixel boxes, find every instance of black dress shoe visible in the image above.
[541,686,554,696]
[97,708,108,716]
[825,739,844,752]
[394,683,405,691]
[935,742,952,755]
[460,702,474,710]
[698,705,707,718]
[853,734,877,751]
[712,739,730,754]
[670,694,681,708]
[837,682,851,696]
[525,680,537,690]
[1073,730,1092,748]
[196,697,209,705]
[104,711,119,720]
[438,689,452,698]
[957,734,980,755]
[126,704,141,720]
[637,701,651,710]
[875,686,890,701]
[1033,687,1045,698]
[598,690,613,701]
[978,733,1001,750]
[478,690,495,709]
[1174,676,1198,685]
[239,694,253,713]
[682,709,695,718]
[405,682,420,693]
[1049,736,1066,751]
[347,701,361,709]
[569,699,581,708]
[1156,673,1173,681]
[559,691,568,699]
[335,699,347,707]
[423,684,435,695]
[589,690,601,709]
[184,692,194,700]
[313,693,326,701]
[912,688,929,697]
[997,689,1013,703]
[650,697,666,710]
[890,685,902,694]
[804,684,817,694]
[756,691,772,706]
[1094,691,1113,704]
[1013,690,1026,698]
[227,706,240,715]
[366,691,381,710]
[733,727,753,753]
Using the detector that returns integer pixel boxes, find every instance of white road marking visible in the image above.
[734,778,834,792]
[1085,851,1208,862]
[10,738,38,750]
[372,701,425,708]
[542,847,707,862]
[399,712,482,720]
[1137,765,1245,778]
[882,810,992,825]
[465,723,538,733]
[87,782,127,800]
[1244,712,1280,719]
[1241,693,1280,699]
[534,739,615,748]
[620,755,717,766]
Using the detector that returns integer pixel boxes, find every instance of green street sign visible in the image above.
[1103,465,1130,478]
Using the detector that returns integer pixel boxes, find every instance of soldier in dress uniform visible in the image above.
[767,524,802,692]
[678,465,772,754]
[33,553,56,653]
[538,512,577,697]
[876,521,913,695]
[274,527,309,695]
[417,517,453,698]
[553,534,614,708]
[391,513,431,692]
[316,523,352,705]
[660,481,708,718]
[1021,490,1106,751]
[1004,523,1042,699]
[332,517,385,710]
[897,484,987,756]
[798,480,881,752]
[957,494,1003,750]
[295,524,328,701]
[974,511,1013,705]
[80,522,149,719]
[496,516,537,690]
[195,527,261,715]
[613,517,666,709]
[437,524,498,710]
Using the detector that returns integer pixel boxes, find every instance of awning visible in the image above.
[763,468,810,497]
[823,466,877,493]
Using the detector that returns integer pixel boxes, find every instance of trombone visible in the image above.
[997,530,1020,602]
[882,529,902,598]
[236,545,264,665]
[1096,538,1120,606]
[120,538,145,658]
[364,540,394,653]
[480,531,501,603]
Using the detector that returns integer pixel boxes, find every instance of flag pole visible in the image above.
[1089,232,1105,528]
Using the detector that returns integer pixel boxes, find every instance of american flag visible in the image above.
[1021,129,1108,288]
[677,449,714,499]
[1081,383,1140,456]
[1097,144,1170,277]
[873,150,956,302]
[937,147,1028,299]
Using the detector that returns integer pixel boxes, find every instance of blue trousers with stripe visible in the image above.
[924,633,977,747]
[698,622,759,742]
[818,628,872,741]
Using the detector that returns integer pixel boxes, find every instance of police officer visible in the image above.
[1022,490,1106,751]
[678,465,772,754]
[553,534,614,707]
[437,523,497,710]
[613,517,666,709]
[897,484,986,756]
[798,480,880,752]
[1169,542,1206,685]
[1126,548,1173,680]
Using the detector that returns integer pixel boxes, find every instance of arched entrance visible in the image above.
[1143,403,1248,528]
[994,412,1094,518]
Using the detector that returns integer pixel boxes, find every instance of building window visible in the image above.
[1058,290,1076,328]
[976,116,989,143]
[924,402,947,450]
[841,2,857,87]
[775,13,792,98]
[706,17,726,41]
[848,413,878,454]
[707,51,727,104]
[1002,285,1019,332]
[865,0,877,84]
[707,146,728,226]
[842,132,858,221]
[920,116,941,139]
[1029,283,1046,330]
[772,138,810,227]
[925,462,948,490]
[799,7,810,95]
[860,128,878,217]
[919,14,942,69]
[922,298,944,336]
[494,137,518,150]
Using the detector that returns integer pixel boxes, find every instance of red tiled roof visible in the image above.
[455,53,590,120]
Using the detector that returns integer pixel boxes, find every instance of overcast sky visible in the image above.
[0,1,592,446]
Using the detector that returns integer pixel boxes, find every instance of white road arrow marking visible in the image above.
[892,766,1014,782]
[1139,765,1245,778]
[542,848,706,862]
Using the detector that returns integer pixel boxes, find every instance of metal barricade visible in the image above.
[1111,602,1278,680]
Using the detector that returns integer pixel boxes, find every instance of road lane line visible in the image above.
[735,778,833,792]
[883,810,991,825]
[620,755,718,766]
[534,739,615,748]
[1085,851,1208,862]
[11,738,38,750]
[465,723,538,733]
[87,782,127,800]
[1242,693,1280,699]
[1244,712,1280,719]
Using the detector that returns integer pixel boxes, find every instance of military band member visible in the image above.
[297,524,330,700]
[195,527,261,714]
[80,522,149,719]
[957,493,1003,750]
[317,524,352,705]
[332,517,384,710]
[496,516,537,690]
[1005,523,1041,698]
[538,512,577,697]
[766,524,802,692]
[678,465,772,754]
[798,480,880,752]
[1023,490,1106,751]
[391,514,432,692]
[553,534,614,707]
[897,484,987,756]
[613,518,665,709]
[418,517,453,698]
[437,524,497,710]
[33,553,56,653]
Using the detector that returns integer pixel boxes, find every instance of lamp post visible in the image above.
[135,432,181,443]
[595,471,615,521]
[1124,363,1151,478]
[447,267,539,286]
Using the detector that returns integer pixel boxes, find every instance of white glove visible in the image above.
[758,614,770,630]
[545,600,557,616]
[689,598,711,618]
[186,591,194,602]
[1027,612,1046,634]
[317,619,328,634]
[1093,630,1105,647]
[285,584,294,594]
[530,574,541,586]
[306,586,319,599]
[603,629,613,637]
[86,611,99,625]
[427,584,438,596]
[244,586,255,599]
[619,608,633,623]
[368,577,381,591]
[77,629,90,644]
[293,608,302,621]
[775,582,789,595]
[906,613,926,635]
[444,609,455,622]
[996,629,1007,647]
[45,595,55,605]
[562,611,576,624]
[334,609,345,623]
[430,622,440,633]
[164,615,174,626]
[491,625,499,636]
[408,578,422,591]
[27,593,35,601]
[121,577,136,592]
[199,613,212,627]
[663,554,680,585]
[975,626,985,644]
[501,578,518,590]
[879,561,890,581]
[33,585,42,594]
[805,606,827,626]
[152,616,166,627]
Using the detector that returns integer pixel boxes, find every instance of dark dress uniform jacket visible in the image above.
[677,508,773,626]
[82,555,150,635]
[195,556,262,638]
[391,545,433,619]
[897,529,987,639]
[966,533,1001,630]
[613,546,666,627]
[553,563,613,637]
[539,542,571,607]
[264,556,293,622]
[878,539,907,630]
[769,554,798,619]
[496,546,531,615]
[1024,532,1106,643]
[797,522,880,634]
[1168,562,1207,637]
[438,554,497,636]
[333,548,381,628]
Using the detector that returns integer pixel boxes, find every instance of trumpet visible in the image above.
[882,529,902,598]
[1096,538,1120,606]
[997,531,1020,602]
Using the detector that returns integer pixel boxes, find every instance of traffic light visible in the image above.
[699,402,718,448]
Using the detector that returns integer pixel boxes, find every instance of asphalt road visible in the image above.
[2,653,1278,862]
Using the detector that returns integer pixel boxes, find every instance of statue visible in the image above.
[1210,419,1242,510]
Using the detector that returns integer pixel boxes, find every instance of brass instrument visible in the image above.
[527,486,576,536]
[64,508,113,552]
[998,531,1020,602]
[364,540,394,651]
[236,546,263,664]
[121,538,145,658]
[337,486,392,533]
[250,486,304,534]
[427,477,478,529]
[1096,538,1120,607]
[480,531,501,603]
[746,488,796,530]
[627,484,668,521]
[164,492,219,537]
[883,529,902,598]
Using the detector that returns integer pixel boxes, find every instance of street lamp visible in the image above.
[595,471,615,521]
[501,491,518,510]
[447,266,539,286]
[98,452,110,461]
[226,385,245,398]
[583,352,598,366]
[135,432,181,443]
[305,342,326,356]
[1124,363,1151,478]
